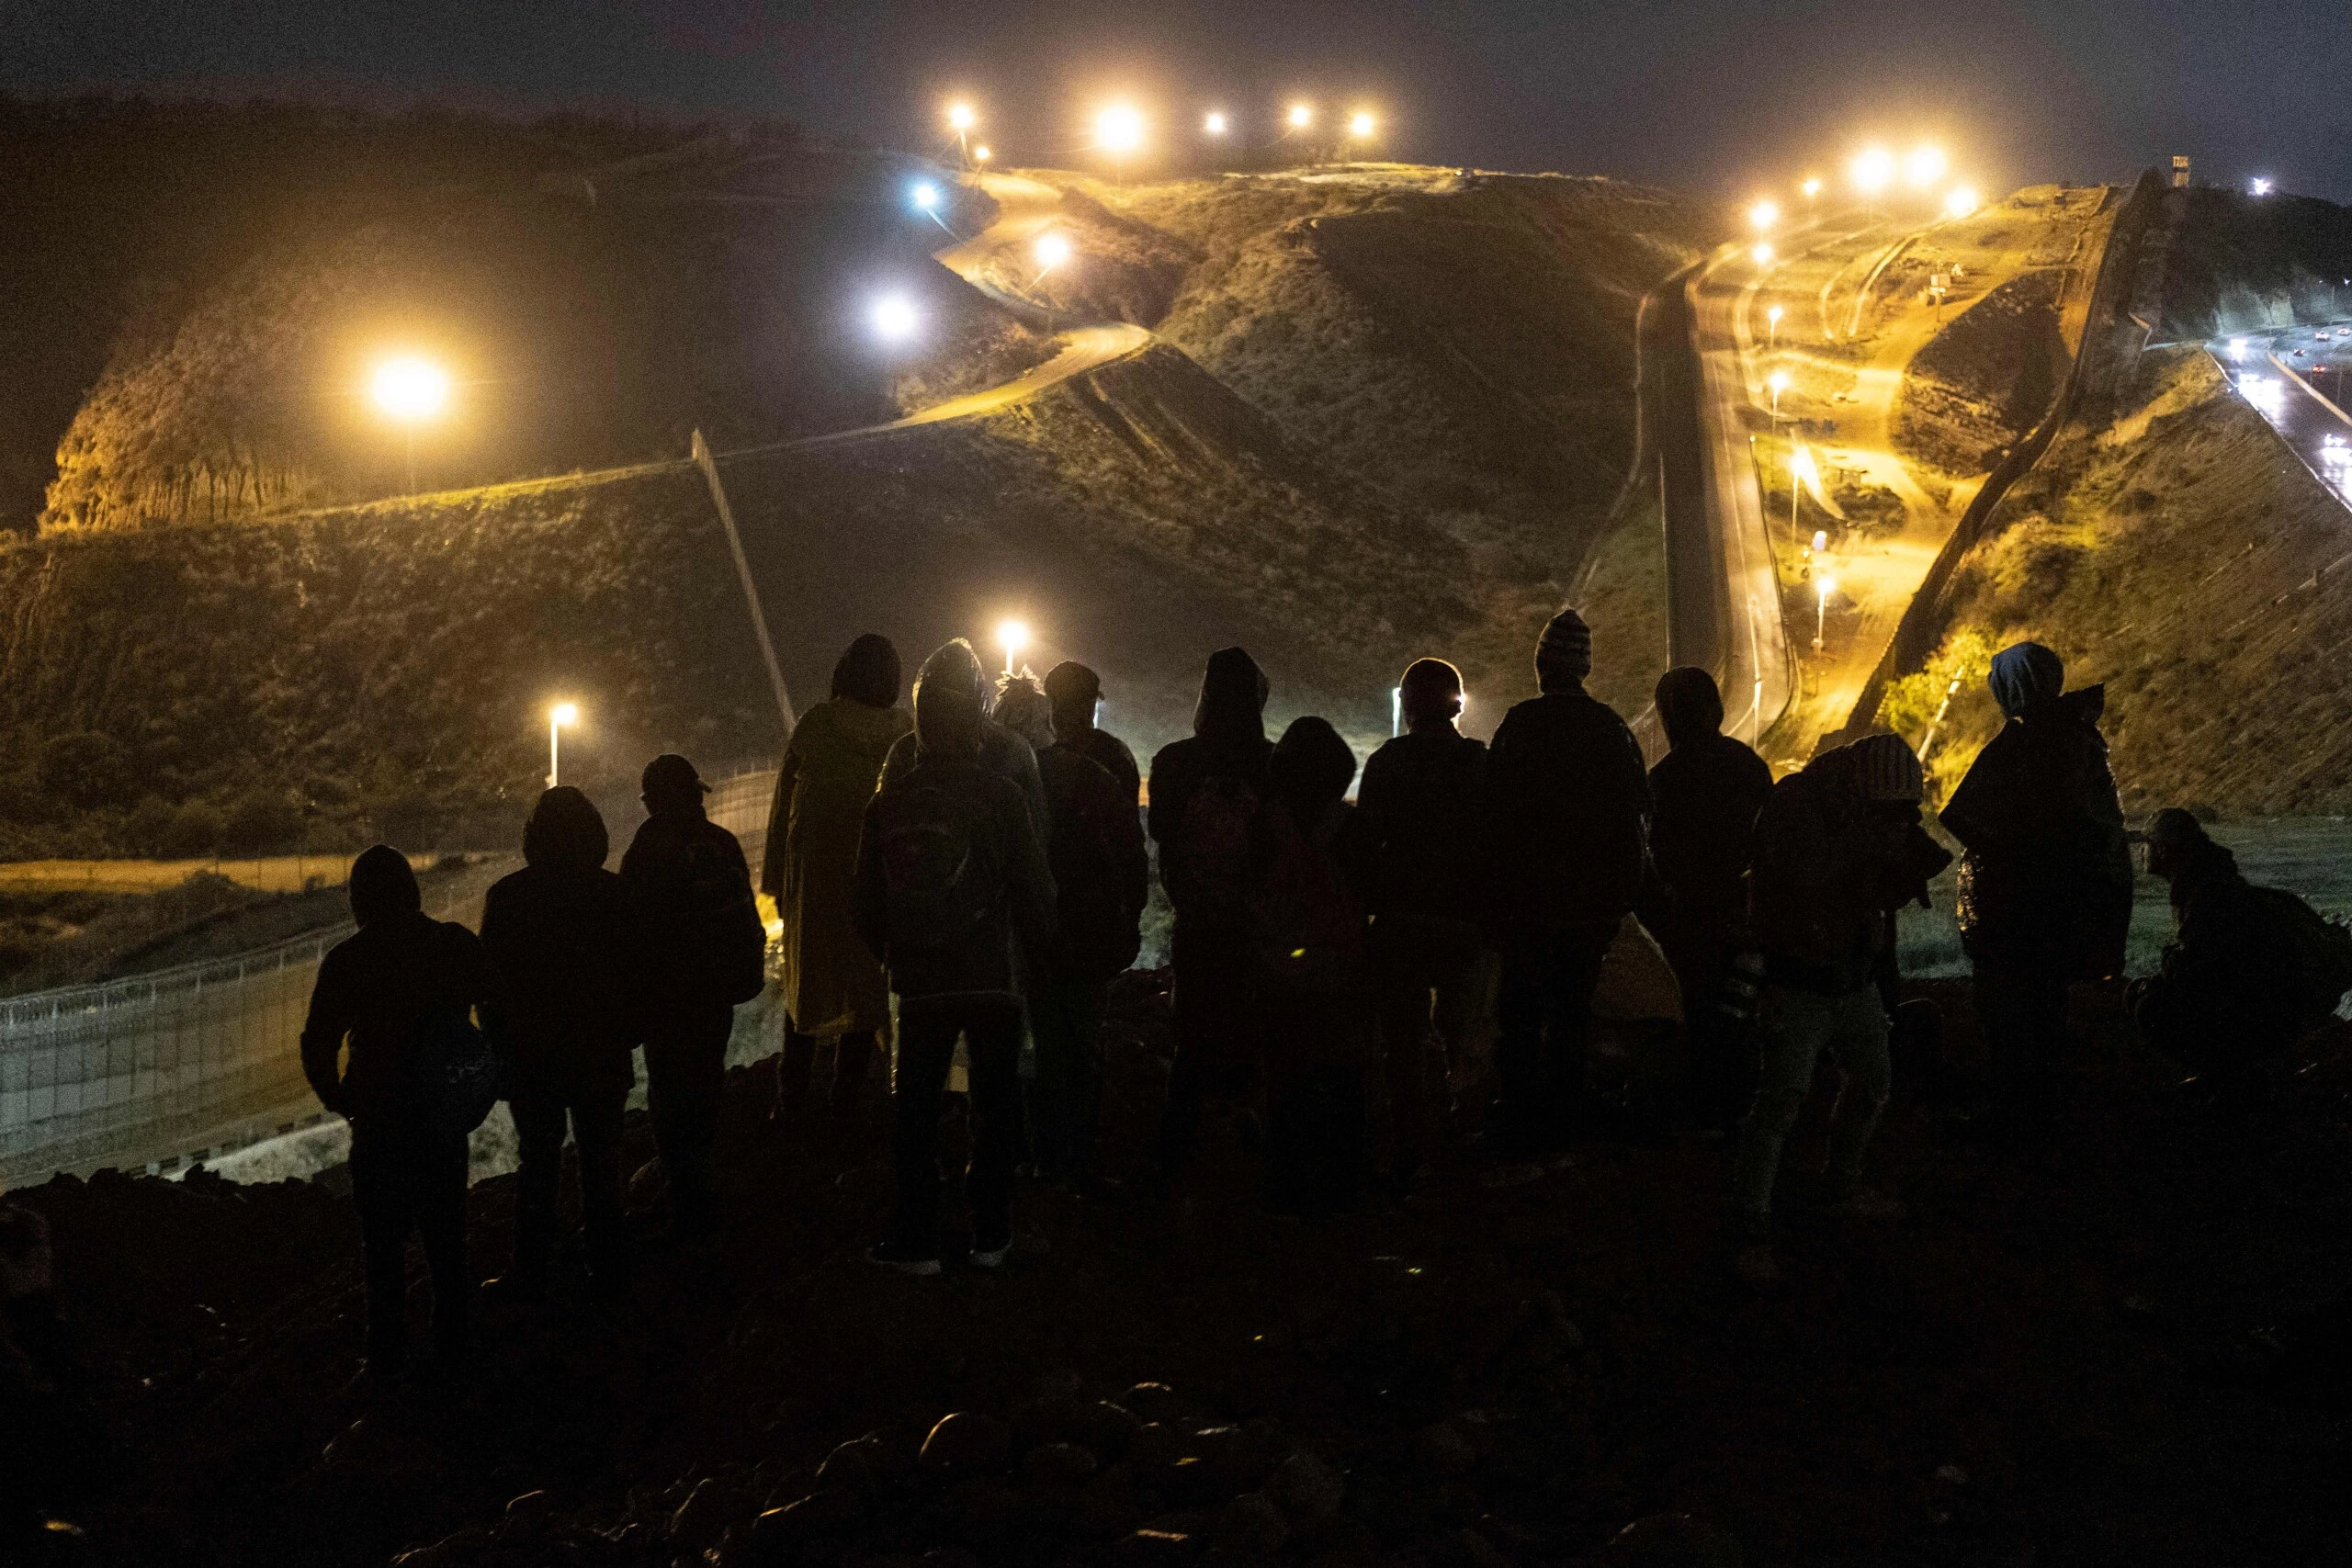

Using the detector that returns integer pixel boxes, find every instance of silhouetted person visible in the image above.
[1148,646,1278,1173]
[880,645,1048,838]
[2131,809,2341,1093]
[1940,642,2131,1129]
[1044,660,1143,805]
[1731,736,1948,1284]
[1,1196,104,1549]
[1483,609,1649,1156]
[1357,658,1488,1183]
[1645,667,1776,1129]
[480,787,639,1294]
[1256,716,1373,1215]
[857,641,1057,1273]
[762,634,912,1132]
[621,754,766,1238]
[997,674,1148,1190]
[300,845,499,1374]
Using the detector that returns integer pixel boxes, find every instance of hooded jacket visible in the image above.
[481,790,641,1100]
[1748,747,1948,994]
[763,695,912,1034]
[1941,684,2132,979]
[1356,721,1487,927]
[1482,679,1649,936]
[1148,648,1278,917]
[1646,672,1774,930]
[2134,834,2321,1065]
[621,794,764,1012]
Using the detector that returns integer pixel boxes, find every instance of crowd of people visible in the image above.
[277,608,2352,1370]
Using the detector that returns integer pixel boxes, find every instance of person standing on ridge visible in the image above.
[300,845,501,1376]
[621,753,767,1240]
[1482,609,1649,1156]
[1148,646,1279,1175]
[1939,641,2132,1135]
[1357,657,1488,1185]
[996,674,1148,1191]
[480,786,640,1296]
[762,634,912,1134]
[1044,660,1143,806]
[856,641,1057,1274]
[1645,666,1775,1130]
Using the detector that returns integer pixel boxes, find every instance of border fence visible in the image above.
[0,765,776,1187]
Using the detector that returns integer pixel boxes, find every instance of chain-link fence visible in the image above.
[0,766,776,1186]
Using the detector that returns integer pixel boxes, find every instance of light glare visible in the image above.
[369,356,449,423]
[1752,242,1775,265]
[2251,176,2274,197]
[870,293,921,344]
[1749,199,1780,231]
[1942,184,1979,219]
[1036,232,1071,269]
[1801,177,1823,198]
[1095,103,1145,155]
[1204,110,1228,135]
[1851,146,1894,194]
[947,103,976,131]
[1904,145,1948,188]
[551,702,578,728]
[973,144,992,164]
[1349,111,1375,138]
[1288,103,1313,130]
[998,618,1030,657]
[910,179,940,210]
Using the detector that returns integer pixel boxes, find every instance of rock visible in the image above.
[817,1434,908,1495]
[1212,1418,1294,1491]
[1215,1493,1290,1556]
[1113,1525,1207,1565]
[921,1549,982,1568]
[1599,1513,1745,1568]
[1456,1526,1515,1568]
[1415,1422,1477,1477]
[1072,1399,1148,1459]
[1075,1462,1142,1539]
[1023,1441,1102,1486]
[751,1487,865,1558]
[1131,1422,1185,1471]
[1265,1451,1344,1525]
[672,1476,742,1550]
[920,1411,1012,1472]
[1123,1382,1195,1424]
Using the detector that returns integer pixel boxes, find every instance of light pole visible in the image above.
[997,618,1030,677]
[1769,368,1790,422]
[370,355,450,494]
[1814,574,1837,652]
[869,291,921,404]
[1767,303,1783,348]
[548,702,578,788]
[947,102,976,165]
[1094,103,1145,184]
[1034,232,1071,333]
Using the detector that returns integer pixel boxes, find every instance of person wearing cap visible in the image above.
[1357,657,1488,1184]
[620,752,766,1238]
[1482,607,1649,1156]
[1939,641,2131,1131]
[300,845,503,1374]
[1044,660,1142,806]
[1731,734,1950,1282]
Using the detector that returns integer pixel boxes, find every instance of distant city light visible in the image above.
[1288,103,1314,130]
[973,144,992,164]
[1349,110,1376,139]
[870,293,921,344]
[1943,184,1980,219]
[1801,176,1823,200]
[369,355,449,423]
[1851,145,1894,195]
[1204,110,1228,135]
[1749,199,1781,231]
[2250,176,2275,197]
[1904,145,1949,188]
[1095,103,1146,155]
[910,179,941,211]
[947,103,976,132]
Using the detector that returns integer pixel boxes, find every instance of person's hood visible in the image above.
[1270,716,1357,819]
[2170,833,2244,908]
[1989,641,2065,719]
[1654,666,1724,751]
[1193,647,1269,741]
[523,785,609,871]
[349,844,422,928]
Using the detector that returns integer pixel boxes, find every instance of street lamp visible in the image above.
[1752,241,1775,265]
[1749,199,1780,232]
[1204,110,1228,136]
[1287,104,1313,130]
[1789,442,1817,547]
[1801,176,1822,202]
[1349,110,1376,141]
[996,618,1030,677]
[548,702,578,788]
[369,355,450,494]
[973,144,992,165]
[1766,302,1783,347]
[910,178,955,235]
[1768,368,1791,420]
[1094,102,1146,175]
[1852,145,1894,217]
[2250,176,2274,197]
[1904,145,1948,189]
[1814,573,1837,651]
[947,101,976,164]
[870,293,921,344]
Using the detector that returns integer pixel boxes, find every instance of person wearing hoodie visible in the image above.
[1645,667,1776,1128]
[1255,716,1374,1214]
[1044,660,1143,806]
[1732,735,1950,1283]
[879,644,1048,840]
[1482,609,1650,1156]
[621,753,767,1238]
[480,786,639,1294]
[995,674,1148,1190]
[1148,646,1280,1173]
[762,634,914,1131]
[1356,658,1488,1183]
[300,845,501,1374]
[1939,642,2132,1127]
[856,641,1057,1273]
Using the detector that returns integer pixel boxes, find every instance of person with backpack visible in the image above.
[996,675,1148,1191]
[300,845,503,1377]
[2131,809,2350,1094]
[621,753,767,1240]
[1356,658,1488,1185]
[1482,609,1650,1156]
[1645,667,1776,1130]
[1732,735,1949,1285]
[1939,643,2132,1134]
[479,786,639,1296]
[1255,716,1374,1214]
[1044,660,1143,806]
[856,641,1057,1274]
[762,634,913,1134]
[879,645,1048,839]
[1148,646,1279,1175]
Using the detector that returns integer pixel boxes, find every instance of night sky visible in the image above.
[6,0,2349,202]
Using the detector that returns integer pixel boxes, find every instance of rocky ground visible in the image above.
[19,974,2352,1568]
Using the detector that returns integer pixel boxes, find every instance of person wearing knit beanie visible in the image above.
[1534,607,1593,691]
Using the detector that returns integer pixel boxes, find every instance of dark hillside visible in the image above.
[2143,186,2352,341]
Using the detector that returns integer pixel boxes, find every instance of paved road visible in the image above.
[2214,325,2352,510]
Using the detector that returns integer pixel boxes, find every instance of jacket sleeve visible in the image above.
[299,948,357,1113]
[760,745,800,897]
[852,800,890,964]
[1001,787,1059,970]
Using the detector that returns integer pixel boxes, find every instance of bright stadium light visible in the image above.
[1750,199,1781,231]
[1904,145,1948,188]
[997,618,1030,675]
[1349,110,1376,139]
[370,355,448,423]
[1801,176,1823,200]
[947,103,976,132]
[1035,231,1071,273]
[1288,103,1314,130]
[1943,184,1980,219]
[548,702,579,788]
[1752,241,1775,265]
[2251,176,2274,197]
[910,179,941,211]
[1095,102,1146,155]
[870,292,921,344]
[1851,145,1894,195]
[1204,110,1228,135]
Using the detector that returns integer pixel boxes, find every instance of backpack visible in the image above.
[2252,886,2352,1019]
[708,884,771,1006]
[1172,773,1262,910]
[407,1006,503,1141]
[877,784,999,955]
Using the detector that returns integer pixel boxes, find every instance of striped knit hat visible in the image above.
[1844,732,1925,803]
[1534,607,1593,688]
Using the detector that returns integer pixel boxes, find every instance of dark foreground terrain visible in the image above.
[22,977,2352,1568]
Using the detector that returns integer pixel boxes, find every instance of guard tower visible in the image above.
[2171,155,2191,189]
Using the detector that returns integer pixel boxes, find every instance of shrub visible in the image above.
[38,730,136,809]
[222,791,301,855]
[122,796,177,856]
[160,801,226,859]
